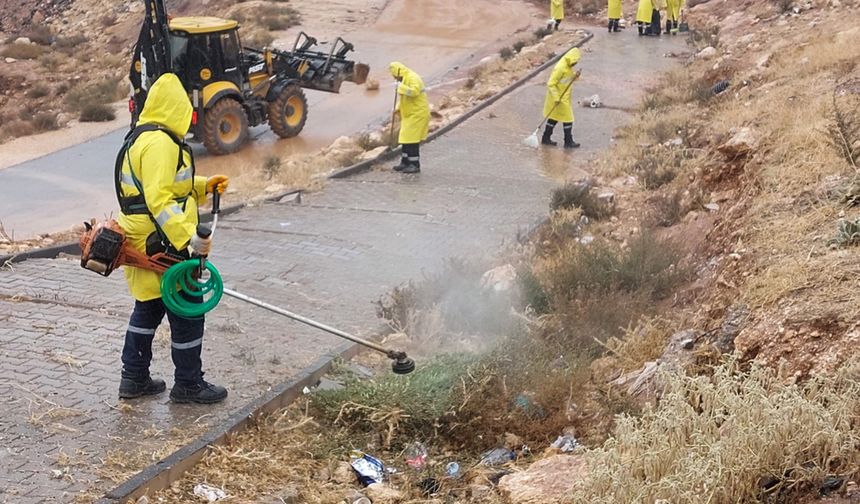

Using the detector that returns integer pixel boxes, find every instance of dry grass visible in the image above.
[64,79,124,113]
[574,359,860,503]
[550,179,615,219]
[25,84,50,99]
[1,43,47,60]
[602,317,676,373]
[79,103,116,122]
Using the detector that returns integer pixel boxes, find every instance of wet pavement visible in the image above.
[0,0,538,240]
[0,28,686,503]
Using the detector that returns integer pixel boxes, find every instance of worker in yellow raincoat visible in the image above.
[541,48,581,149]
[550,0,564,30]
[390,62,430,174]
[636,0,653,35]
[665,0,685,34]
[608,0,622,32]
[116,73,229,404]
[651,0,667,35]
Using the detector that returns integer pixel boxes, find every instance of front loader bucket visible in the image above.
[352,63,370,85]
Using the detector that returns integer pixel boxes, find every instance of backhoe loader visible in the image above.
[129,0,369,155]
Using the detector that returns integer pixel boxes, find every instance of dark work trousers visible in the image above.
[401,143,421,168]
[650,9,662,35]
[121,294,204,387]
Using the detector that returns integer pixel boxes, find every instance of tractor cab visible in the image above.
[167,18,244,104]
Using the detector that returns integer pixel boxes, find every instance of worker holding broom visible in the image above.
[608,0,622,32]
[541,48,582,149]
[390,62,430,174]
[116,72,230,404]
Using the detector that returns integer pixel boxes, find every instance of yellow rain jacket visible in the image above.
[667,0,684,21]
[636,0,654,23]
[551,0,564,20]
[118,73,209,301]
[390,62,430,145]
[608,0,622,19]
[543,48,581,123]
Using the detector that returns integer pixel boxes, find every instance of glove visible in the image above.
[189,233,212,256]
[206,175,229,194]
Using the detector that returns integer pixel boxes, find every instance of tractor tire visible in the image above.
[202,98,249,155]
[268,85,308,139]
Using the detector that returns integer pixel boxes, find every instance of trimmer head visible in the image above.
[392,357,416,375]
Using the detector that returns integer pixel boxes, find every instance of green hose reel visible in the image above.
[160,259,223,318]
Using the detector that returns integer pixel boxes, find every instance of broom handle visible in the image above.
[388,85,398,147]
[534,74,578,131]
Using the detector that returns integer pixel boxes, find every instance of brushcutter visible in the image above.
[79,189,416,375]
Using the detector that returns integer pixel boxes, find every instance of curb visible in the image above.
[328,30,594,179]
[96,339,361,503]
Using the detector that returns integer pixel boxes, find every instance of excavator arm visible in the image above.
[129,0,172,125]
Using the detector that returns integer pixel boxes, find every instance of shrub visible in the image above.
[54,34,87,48]
[38,52,64,70]
[774,0,793,13]
[0,43,47,60]
[533,26,553,39]
[64,79,123,112]
[518,266,550,314]
[32,112,60,132]
[545,230,686,302]
[499,46,515,61]
[311,354,476,445]
[24,25,53,45]
[260,6,301,31]
[648,190,684,227]
[242,28,274,48]
[574,360,860,503]
[633,150,678,190]
[25,84,51,99]
[262,155,281,179]
[0,119,36,139]
[79,103,116,122]
[512,40,527,53]
[550,180,614,219]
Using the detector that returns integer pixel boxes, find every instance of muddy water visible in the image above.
[0,0,539,238]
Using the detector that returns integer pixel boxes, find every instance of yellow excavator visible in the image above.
[129,1,369,154]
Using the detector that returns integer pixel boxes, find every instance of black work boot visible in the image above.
[608,20,613,32]
[119,376,166,399]
[666,20,672,34]
[392,156,409,172]
[170,380,228,404]
[401,162,420,174]
[613,20,621,32]
[541,126,557,146]
[563,129,580,149]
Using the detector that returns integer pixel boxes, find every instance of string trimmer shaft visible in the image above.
[221,288,415,374]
